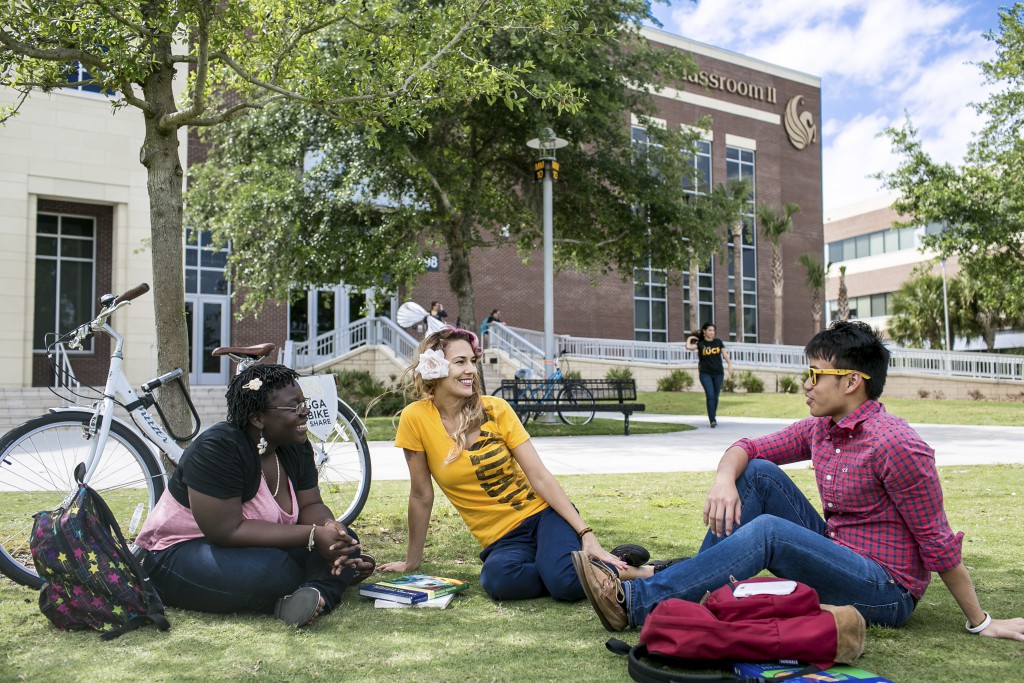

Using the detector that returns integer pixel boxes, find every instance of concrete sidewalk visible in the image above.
[367,414,1024,481]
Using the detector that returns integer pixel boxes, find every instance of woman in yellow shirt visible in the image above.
[380,327,653,600]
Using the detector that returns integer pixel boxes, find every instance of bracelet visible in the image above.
[577,526,593,539]
[966,612,992,634]
[307,524,317,552]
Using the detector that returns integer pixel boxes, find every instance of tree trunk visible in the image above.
[139,50,192,457]
[811,292,822,333]
[688,257,699,334]
[731,222,744,341]
[837,266,849,322]
[772,245,783,344]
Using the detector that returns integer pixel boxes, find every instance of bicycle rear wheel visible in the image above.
[0,411,165,588]
[557,385,596,426]
[307,401,371,526]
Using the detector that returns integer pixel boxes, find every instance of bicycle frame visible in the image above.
[63,305,183,486]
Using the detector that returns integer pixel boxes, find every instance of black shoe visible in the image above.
[610,544,651,567]
[710,420,717,428]
[650,557,689,573]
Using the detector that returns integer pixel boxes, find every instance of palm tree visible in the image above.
[887,270,948,348]
[716,179,751,341]
[797,253,829,332]
[837,265,849,322]
[757,201,801,343]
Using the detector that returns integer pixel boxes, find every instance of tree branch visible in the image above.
[162,4,211,128]
[0,28,106,69]
[0,89,30,124]
[188,95,289,127]
[89,0,155,38]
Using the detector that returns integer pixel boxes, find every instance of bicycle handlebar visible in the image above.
[113,283,150,305]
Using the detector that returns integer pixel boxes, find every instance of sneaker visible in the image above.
[710,420,717,428]
[274,586,322,627]
[610,544,651,567]
[570,550,628,632]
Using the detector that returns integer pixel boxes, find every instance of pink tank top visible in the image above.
[136,475,299,551]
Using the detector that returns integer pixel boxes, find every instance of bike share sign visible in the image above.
[296,375,338,442]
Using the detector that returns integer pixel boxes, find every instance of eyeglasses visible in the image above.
[267,399,311,415]
[807,367,871,385]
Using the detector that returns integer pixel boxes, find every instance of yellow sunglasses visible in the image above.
[807,367,871,385]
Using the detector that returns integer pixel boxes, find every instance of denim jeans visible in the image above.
[699,372,724,423]
[624,460,917,628]
[478,506,584,601]
[142,527,361,615]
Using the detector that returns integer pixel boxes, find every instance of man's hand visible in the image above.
[704,479,742,537]
[980,616,1024,641]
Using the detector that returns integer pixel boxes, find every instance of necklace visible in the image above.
[262,454,281,497]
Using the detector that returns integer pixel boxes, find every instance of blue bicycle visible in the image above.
[493,361,595,426]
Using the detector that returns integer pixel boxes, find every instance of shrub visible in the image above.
[722,375,737,393]
[738,371,764,393]
[605,367,634,381]
[333,370,405,417]
[563,369,582,381]
[967,389,985,401]
[778,376,800,394]
[918,388,930,399]
[657,370,694,392]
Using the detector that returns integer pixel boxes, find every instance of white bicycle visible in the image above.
[0,284,371,588]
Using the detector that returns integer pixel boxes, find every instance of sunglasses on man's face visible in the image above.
[807,367,871,386]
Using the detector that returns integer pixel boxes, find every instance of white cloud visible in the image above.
[654,0,1000,212]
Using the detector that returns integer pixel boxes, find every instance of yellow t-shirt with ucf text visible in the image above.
[394,395,548,548]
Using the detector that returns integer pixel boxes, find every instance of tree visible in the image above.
[880,4,1024,321]
[836,265,849,322]
[887,269,950,349]
[2,0,589,432]
[186,1,746,335]
[757,201,801,344]
[718,179,752,342]
[796,253,828,333]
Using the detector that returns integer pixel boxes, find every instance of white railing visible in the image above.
[487,323,545,376]
[507,326,1024,382]
[291,316,418,369]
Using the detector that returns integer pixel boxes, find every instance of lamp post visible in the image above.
[940,258,951,352]
[527,127,568,380]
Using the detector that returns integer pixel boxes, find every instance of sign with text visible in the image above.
[296,375,338,443]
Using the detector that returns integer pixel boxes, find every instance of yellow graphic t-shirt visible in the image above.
[394,395,548,548]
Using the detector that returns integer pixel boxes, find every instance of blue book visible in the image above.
[358,582,430,604]
[733,662,895,682]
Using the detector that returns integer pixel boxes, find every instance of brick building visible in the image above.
[1,26,823,389]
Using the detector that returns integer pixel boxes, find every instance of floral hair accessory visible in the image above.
[415,348,450,381]
[242,378,263,391]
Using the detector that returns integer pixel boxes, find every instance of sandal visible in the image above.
[352,553,376,585]
[274,586,322,627]
[610,544,651,568]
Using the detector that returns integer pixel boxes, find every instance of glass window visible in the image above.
[854,234,869,259]
[725,145,757,342]
[634,265,667,342]
[871,293,887,317]
[33,213,95,350]
[828,240,844,262]
[899,227,916,250]
[869,232,884,256]
[884,230,899,252]
[185,228,230,296]
[289,291,309,341]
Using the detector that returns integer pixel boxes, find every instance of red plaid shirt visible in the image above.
[732,400,962,599]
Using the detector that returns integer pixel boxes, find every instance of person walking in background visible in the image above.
[686,322,733,428]
[480,308,502,338]
[380,327,654,601]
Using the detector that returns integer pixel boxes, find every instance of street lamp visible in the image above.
[527,127,568,380]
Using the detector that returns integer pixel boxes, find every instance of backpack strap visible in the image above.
[606,639,752,683]
[606,639,823,683]
[74,464,171,640]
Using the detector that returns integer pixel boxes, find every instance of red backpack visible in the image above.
[606,577,866,682]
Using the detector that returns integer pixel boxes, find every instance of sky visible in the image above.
[647,0,1002,217]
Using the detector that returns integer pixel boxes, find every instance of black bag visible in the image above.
[30,463,170,640]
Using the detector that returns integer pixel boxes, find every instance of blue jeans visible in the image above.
[479,506,584,601]
[624,460,917,628]
[142,527,361,615]
[699,373,724,423]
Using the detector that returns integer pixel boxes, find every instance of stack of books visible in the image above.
[732,662,895,682]
[359,574,469,609]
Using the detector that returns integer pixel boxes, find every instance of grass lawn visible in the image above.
[3,466,1023,682]
[638,391,1024,427]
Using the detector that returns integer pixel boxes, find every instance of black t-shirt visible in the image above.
[167,422,318,508]
[696,338,726,375]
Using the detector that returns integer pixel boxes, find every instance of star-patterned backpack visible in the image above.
[30,463,170,640]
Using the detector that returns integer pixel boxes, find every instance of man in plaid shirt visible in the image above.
[574,321,1024,640]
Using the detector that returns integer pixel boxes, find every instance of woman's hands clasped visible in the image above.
[313,520,363,576]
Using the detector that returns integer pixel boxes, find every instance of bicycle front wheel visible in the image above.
[307,401,371,526]
[557,385,595,426]
[0,411,165,588]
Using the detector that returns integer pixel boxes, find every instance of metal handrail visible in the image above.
[290,316,419,369]
[487,323,544,376]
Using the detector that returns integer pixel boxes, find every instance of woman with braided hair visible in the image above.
[135,364,374,627]
[379,327,653,601]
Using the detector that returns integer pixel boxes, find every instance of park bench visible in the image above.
[495,378,646,435]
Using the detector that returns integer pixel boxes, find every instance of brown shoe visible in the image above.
[820,604,866,663]
[571,550,628,632]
